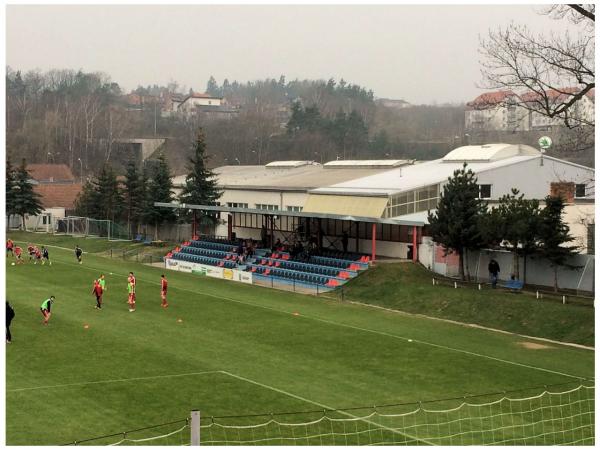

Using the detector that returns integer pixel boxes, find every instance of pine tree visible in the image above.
[494,189,541,280]
[206,76,220,96]
[13,159,43,230]
[538,195,580,292]
[74,179,100,218]
[145,153,176,239]
[179,130,222,228]
[427,163,487,281]
[123,159,144,238]
[95,164,123,223]
[6,158,17,221]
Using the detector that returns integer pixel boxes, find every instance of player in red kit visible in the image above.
[160,274,168,308]
[127,272,136,312]
[33,246,42,264]
[92,279,103,309]
[14,246,23,264]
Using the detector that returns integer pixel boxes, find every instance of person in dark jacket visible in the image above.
[6,301,15,343]
[488,259,500,288]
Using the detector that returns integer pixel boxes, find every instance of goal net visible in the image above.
[64,420,190,446]
[198,384,594,446]
[55,216,129,240]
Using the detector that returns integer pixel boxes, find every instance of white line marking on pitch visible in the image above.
[219,370,435,446]
[7,370,220,392]
[16,249,591,382]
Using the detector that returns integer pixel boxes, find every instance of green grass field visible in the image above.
[5,233,595,445]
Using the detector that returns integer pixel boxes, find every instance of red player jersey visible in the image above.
[161,278,168,292]
[93,281,103,296]
[14,247,22,256]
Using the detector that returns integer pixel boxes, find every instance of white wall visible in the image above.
[468,157,594,200]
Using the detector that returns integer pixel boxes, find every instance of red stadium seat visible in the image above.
[264,269,271,275]
[251,267,257,272]
[275,261,281,267]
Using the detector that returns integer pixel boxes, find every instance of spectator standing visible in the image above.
[342,232,349,253]
[488,259,500,289]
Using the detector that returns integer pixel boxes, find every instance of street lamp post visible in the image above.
[77,158,83,183]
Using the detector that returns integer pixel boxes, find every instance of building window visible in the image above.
[384,184,439,218]
[42,216,48,225]
[575,184,586,198]
[479,184,492,199]
[227,202,248,209]
[256,204,279,211]
[287,206,303,212]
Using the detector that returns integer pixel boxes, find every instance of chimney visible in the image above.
[550,182,575,203]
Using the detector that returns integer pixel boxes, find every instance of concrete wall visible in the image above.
[420,240,595,293]
[118,138,166,161]
[458,156,595,201]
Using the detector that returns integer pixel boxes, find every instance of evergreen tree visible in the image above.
[13,159,43,230]
[206,76,220,96]
[144,153,176,239]
[6,158,17,220]
[95,164,123,223]
[538,196,580,292]
[74,179,100,218]
[427,163,487,281]
[493,189,541,280]
[286,101,304,135]
[179,130,222,226]
[123,159,144,238]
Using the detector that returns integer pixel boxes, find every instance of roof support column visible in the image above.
[227,214,233,241]
[192,210,197,240]
[412,225,418,263]
[371,223,376,262]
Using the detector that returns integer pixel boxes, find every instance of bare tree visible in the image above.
[479,5,594,129]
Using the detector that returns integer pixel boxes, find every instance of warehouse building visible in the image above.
[171,143,594,259]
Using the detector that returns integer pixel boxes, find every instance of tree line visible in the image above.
[74,130,221,239]
[428,164,578,291]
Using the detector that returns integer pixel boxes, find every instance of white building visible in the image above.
[171,144,594,258]
[465,89,595,131]
[465,91,529,132]
[177,93,223,113]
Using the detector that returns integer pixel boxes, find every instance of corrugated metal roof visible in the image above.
[173,164,399,191]
[265,161,315,168]
[442,143,539,162]
[323,160,410,168]
[311,154,542,196]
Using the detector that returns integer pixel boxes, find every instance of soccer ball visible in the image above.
[11,262,15,266]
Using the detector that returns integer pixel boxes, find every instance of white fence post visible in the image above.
[190,410,201,445]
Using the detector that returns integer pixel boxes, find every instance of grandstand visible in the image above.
[165,235,371,293]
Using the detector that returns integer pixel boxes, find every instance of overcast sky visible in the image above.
[6,4,578,104]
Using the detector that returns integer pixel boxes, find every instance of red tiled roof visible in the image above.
[520,87,595,103]
[466,90,515,109]
[27,164,75,182]
[34,183,83,209]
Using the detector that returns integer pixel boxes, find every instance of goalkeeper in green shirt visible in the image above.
[40,296,55,325]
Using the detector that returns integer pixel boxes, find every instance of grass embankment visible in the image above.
[334,263,594,347]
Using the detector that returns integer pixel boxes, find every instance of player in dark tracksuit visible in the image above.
[6,301,15,343]
[75,245,83,264]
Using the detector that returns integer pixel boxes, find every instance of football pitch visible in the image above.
[5,239,595,445]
